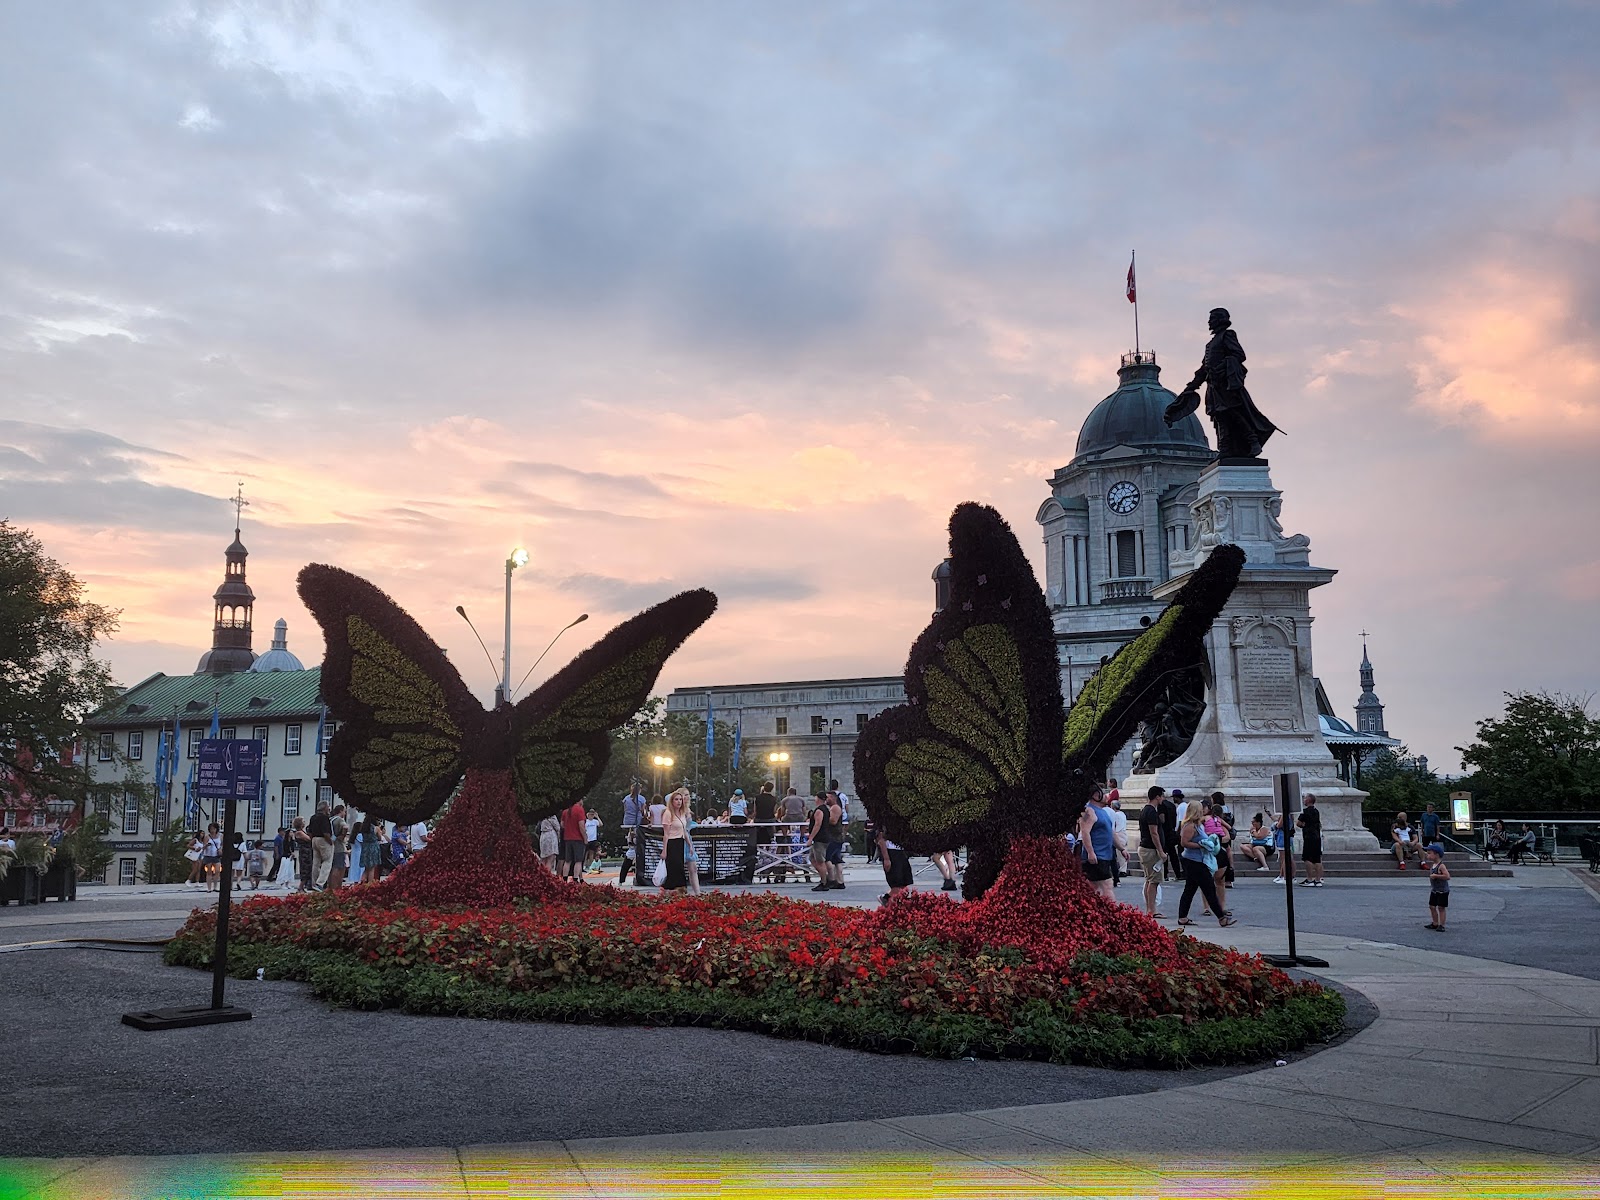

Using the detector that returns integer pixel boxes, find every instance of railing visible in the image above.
[1099,578,1151,601]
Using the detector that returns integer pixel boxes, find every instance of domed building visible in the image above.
[251,619,305,672]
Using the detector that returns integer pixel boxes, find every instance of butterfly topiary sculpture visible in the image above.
[297,564,716,903]
[854,502,1245,900]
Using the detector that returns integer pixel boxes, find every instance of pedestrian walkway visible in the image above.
[5,923,1597,1198]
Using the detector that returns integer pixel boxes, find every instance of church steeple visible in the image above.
[196,484,258,676]
[1354,631,1387,736]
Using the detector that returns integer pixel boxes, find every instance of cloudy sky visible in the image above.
[4,1,1597,772]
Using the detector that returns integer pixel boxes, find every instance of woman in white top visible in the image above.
[648,795,666,827]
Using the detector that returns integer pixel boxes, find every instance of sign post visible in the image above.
[123,738,262,1031]
[1450,791,1473,835]
[1263,770,1328,969]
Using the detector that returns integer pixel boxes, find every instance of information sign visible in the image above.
[196,739,264,803]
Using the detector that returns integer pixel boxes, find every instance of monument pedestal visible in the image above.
[1125,462,1378,852]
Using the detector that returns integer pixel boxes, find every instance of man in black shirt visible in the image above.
[1137,787,1167,917]
[1296,794,1325,887]
[1160,789,1183,882]
[306,801,334,891]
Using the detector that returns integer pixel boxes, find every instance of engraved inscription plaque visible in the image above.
[1236,644,1302,728]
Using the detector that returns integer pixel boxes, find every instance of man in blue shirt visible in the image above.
[1420,802,1441,846]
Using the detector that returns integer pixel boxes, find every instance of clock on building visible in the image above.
[1106,481,1141,515]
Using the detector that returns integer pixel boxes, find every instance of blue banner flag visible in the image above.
[208,704,221,738]
[170,716,182,779]
[154,730,169,799]
[705,694,715,756]
[732,710,742,770]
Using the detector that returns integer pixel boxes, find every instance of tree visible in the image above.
[1457,691,1600,812]
[1360,746,1450,813]
[0,521,119,803]
[581,699,775,837]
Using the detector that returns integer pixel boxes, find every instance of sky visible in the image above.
[3,1,1597,773]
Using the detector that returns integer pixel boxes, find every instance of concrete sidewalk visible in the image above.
[7,925,1598,1199]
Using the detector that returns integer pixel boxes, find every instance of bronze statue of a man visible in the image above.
[1165,308,1279,460]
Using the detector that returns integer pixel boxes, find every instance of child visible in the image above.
[1424,844,1451,931]
[246,840,268,890]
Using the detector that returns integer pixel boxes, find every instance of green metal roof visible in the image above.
[87,668,325,729]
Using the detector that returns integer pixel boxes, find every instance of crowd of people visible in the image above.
[179,800,431,893]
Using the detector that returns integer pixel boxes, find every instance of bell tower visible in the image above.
[196,484,258,676]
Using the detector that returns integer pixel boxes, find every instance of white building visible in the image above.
[83,512,337,885]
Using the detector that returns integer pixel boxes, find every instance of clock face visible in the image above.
[1106,481,1141,515]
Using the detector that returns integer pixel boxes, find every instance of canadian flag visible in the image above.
[1126,256,1136,304]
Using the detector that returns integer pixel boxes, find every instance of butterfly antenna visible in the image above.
[455,605,502,692]
[510,614,589,700]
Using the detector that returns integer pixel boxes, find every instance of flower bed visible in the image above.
[166,836,1343,1069]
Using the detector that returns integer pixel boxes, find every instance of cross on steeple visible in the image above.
[231,482,249,535]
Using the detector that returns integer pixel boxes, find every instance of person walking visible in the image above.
[307,801,335,890]
[1076,786,1117,899]
[1202,801,1233,915]
[185,831,207,888]
[618,784,645,884]
[557,802,586,880]
[660,788,691,893]
[356,818,381,884]
[929,849,958,892]
[291,816,316,891]
[201,823,222,892]
[538,814,560,874]
[1160,788,1182,882]
[1108,794,1129,889]
[877,828,913,903]
[1297,794,1325,887]
[584,811,603,873]
[1136,788,1166,917]
[822,791,847,891]
[1176,802,1235,928]
[807,795,830,892]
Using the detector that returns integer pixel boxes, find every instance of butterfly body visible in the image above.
[299,564,717,832]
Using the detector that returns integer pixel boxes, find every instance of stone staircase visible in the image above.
[1235,849,1512,880]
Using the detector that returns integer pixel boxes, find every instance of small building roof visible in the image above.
[87,667,324,729]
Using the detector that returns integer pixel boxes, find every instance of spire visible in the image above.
[197,485,257,676]
[1354,630,1386,735]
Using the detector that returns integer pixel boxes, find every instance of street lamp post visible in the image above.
[497,547,529,708]
[652,754,674,797]
[768,750,789,794]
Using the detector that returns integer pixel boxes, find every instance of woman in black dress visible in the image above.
[661,788,691,892]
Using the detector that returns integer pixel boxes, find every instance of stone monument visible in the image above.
[1124,314,1378,851]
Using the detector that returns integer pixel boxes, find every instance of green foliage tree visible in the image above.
[0,520,119,804]
[1360,746,1450,814]
[580,699,776,838]
[1456,691,1600,812]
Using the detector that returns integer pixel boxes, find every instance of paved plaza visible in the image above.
[2,864,1598,1198]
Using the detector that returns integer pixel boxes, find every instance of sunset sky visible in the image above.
[3,2,1597,773]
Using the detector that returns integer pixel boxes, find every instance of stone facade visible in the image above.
[665,677,906,799]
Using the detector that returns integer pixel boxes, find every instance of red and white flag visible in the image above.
[1125,256,1136,304]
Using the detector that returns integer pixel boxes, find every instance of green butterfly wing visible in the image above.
[853,504,1063,858]
[507,590,717,824]
[298,564,484,825]
[1062,545,1245,781]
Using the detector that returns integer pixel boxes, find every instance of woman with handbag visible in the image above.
[1176,802,1235,928]
[658,788,691,892]
[184,833,206,888]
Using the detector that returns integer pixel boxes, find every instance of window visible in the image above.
[246,792,265,834]
[127,730,143,760]
[94,795,111,820]
[809,766,827,795]
[1115,530,1139,577]
[118,858,137,887]
[281,784,301,827]
[122,792,140,835]
[317,720,337,754]
[774,717,788,735]
[317,783,333,807]
[856,713,869,732]
[285,724,302,755]
[221,726,237,740]
[810,716,825,734]
[187,728,202,759]
[97,732,115,762]
[251,725,269,745]
[153,799,168,835]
